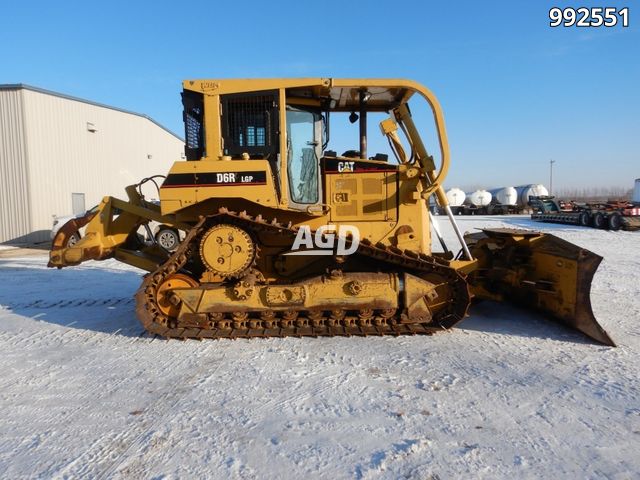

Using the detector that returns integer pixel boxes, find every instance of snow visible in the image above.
[1,216,639,479]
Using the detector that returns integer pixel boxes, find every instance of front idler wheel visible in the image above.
[155,274,199,318]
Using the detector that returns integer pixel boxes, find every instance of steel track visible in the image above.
[134,208,470,339]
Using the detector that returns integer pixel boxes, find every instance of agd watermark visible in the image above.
[285,225,360,256]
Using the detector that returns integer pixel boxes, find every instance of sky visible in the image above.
[1,1,638,190]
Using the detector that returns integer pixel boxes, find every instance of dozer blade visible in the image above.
[464,228,614,346]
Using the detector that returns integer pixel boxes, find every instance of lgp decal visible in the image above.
[162,171,267,188]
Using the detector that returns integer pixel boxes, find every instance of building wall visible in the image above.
[2,88,184,243]
[0,89,32,243]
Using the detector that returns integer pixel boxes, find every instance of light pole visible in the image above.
[549,159,556,195]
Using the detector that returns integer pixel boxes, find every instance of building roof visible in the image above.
[0,83,183,141]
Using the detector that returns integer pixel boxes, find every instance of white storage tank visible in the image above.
[514,184,549,207]
[633,178,640,203]
[445,187,466,207]
[488,186,518,205]
[465,190,492,207]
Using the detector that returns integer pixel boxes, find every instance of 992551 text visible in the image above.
[549,7,629,27]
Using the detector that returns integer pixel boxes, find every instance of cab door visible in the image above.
[285,106,322,209]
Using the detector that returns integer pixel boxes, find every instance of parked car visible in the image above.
[51,207,182,250]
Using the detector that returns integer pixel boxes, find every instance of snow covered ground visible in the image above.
[1,216,639,479]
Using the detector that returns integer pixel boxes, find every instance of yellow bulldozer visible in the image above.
[48,78,614,345]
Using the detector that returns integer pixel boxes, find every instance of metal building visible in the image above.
[0,84,184,244]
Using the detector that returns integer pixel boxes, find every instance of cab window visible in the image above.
[286,107,320,204]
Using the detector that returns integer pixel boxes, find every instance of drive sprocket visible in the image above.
[199,224,255,278]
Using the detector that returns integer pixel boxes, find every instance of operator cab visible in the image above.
[180,80,432,215]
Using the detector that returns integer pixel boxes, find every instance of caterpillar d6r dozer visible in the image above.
[48,78,614,346]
